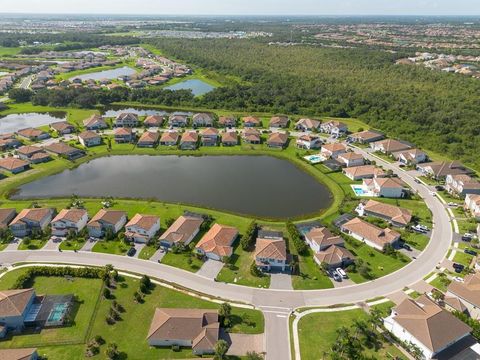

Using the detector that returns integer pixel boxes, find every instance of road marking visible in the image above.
[276,314,288,318]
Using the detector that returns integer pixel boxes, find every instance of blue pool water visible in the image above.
[352,185,367,196]
[47,303,68,322]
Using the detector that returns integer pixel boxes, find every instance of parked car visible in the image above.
[127,247,136,257]
[452,263,465,273]
[448,202,458,207]
[330,270,342,282]
[336,268,348,279]
[453,276,464,283]
[429,191,437,197]
[435,185,444,191]
[418,224,429,232]
[465,249,477,256]
[412,225,428,233]
[414,178,421,184]
[402,243,412,251]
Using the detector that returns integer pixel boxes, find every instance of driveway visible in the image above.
[196,259,224,279]
[80,238,97,252]
[220,330,264,356]
[132,243,145,259]
[410,280,434,295]
[331,278,356,288]
[4,239,21,251]
[269,273,292,290]
[149,248,166,263]
[43,237,63,250]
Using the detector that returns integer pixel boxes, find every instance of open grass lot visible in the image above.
[138,244,157,260]
[297,307,405,360]
[456,219,479,234]
[18,238,48,250]
[59,238,86,251]
[0,47,21,56]
[0,268,103,349]
[92,240,130,255]
[292,248,333,290]
[453,250,474,267]
[0,267,263,359]
[161,250,204,273]
[430,274,451,292]
[346,240,411,283]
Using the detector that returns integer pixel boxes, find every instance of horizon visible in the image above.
[1,0,480,17]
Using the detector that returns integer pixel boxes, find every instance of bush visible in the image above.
[286,221,308,255]
[241,221,258,251]
[12,266,104,289]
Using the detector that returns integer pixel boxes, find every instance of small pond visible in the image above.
[102,106,192,118]
[13,155,332,218]
[0,112,66,134]
[165,79,216,96]
[72,66,137,81]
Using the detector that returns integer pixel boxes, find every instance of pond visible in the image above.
[165,79,216,96]
[102,106,192,118]
[71,66,137,81]
[13,155,332,218]
[0,112,66,134]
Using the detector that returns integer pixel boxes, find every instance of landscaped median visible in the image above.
[0,265,264,360]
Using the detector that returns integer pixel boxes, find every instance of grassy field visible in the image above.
[138,244,157,260]
[0,47,21,56]
[92,240,130,255]
[18,238,48,250]
[0,267,263,359]
[297,307,405,360]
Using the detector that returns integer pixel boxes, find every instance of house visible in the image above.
[9,208,55,237]
[337,152,364,167]
[417,161,472,180]
[125,214,160,243]
[195,224,238,261]
[200,128,219,146]
[159,131,179,146]
[114,127,134,143]
[144,115,164,128]
[159,215,203,248]
[295,118,321,132]
[147,308,219,355]
[343,165,386,181]
[218,116,236,128]
[314,245,355,269]
[192,113,214,128]
[16,146,51,164]
[320,143,347,159]
[363,177,407,198]
[0,288,36,332]
[87,209,127,238]
[16,128,50,141]
[83,114,107,130]
[114,113,138,128]
[392,148,427,165]
[180,131,198,150]
[446,174,480,197]
[0,348,38,360]
[465,194,480,218]
[0,135,22,151]
[341,217,400,251]
[242,129,261,144]
[304,227,344,253]
[269,116,289,128]
[383,295,472,360]
[320,120,348,136]
[78,131,102,148]
[49,121,75,135]
[266,132,288,149]
[0,158,29,174]
[137,131,159,148]
[221,131,238,146]
[44,142,85,160]
[0,208,15,230]
[347,130,385,144]
[168,114,188,128]
[447,272,480,319]
[50,209,88,237]
[242,116,260,128]
[370,139,412,154]
[356,200,412,227]
[296,134,322,150]
[255,234,289,272]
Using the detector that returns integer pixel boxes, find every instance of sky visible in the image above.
[1,0,480,16]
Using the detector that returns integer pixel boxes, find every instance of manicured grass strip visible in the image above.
[161,251,204,273]
[138,244,157,260]
[18,238,48,250]
[92,240,130,255]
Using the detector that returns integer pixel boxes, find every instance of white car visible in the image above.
[430,191,437,196]
[336,268,348,279]
[453,276,464,283]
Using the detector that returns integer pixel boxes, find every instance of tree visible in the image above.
[250,261,262,277]
[213,339,229,360]
[246,351,263,360]
[241,221,257,251]
[219,302,232,327]
[9,88,33,103]
[103,287,111,299]
[140,275,151,289]
[105,342,119,360]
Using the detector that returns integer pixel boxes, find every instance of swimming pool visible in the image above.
[351,184,369,196]
[303,154,324,164]
[47,303,69,324]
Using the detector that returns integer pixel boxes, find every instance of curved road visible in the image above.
[0,146,452,359]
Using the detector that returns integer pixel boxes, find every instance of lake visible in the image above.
[0,112,66,134]
[72,66,137,81]
[102,106,192,118]
[165,79,216,96]
[13,155,332,218]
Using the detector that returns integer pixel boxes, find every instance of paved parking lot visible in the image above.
[196,259,224,279]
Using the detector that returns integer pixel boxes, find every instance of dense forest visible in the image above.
[147,39,480,170]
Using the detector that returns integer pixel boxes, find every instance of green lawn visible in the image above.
[292,250,334,290]
[59,238,86,251]
[161,251,204,273]
[0,47,21,56]
[397,229,429,251]
[453,250,474,267]
[297,308,405,360]
[0,268,103,348]
[0,266,263,359]
[92,240,130,255]
[18,238,48,250]
[138,244,157,260]
[429,274,451,292]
